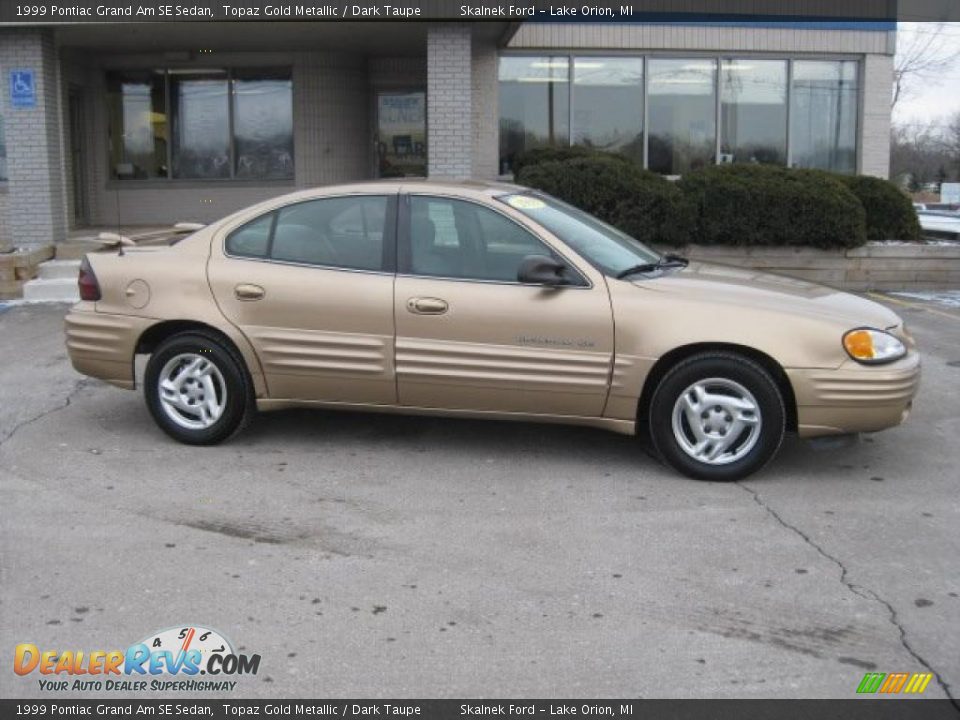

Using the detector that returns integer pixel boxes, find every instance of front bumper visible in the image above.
[787,352,921,437]
[64,304,153,389]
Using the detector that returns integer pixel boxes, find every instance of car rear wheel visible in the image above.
[145,332,252,445]
[648,352,785,481]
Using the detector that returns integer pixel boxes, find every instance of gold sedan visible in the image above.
[65,181,920,481]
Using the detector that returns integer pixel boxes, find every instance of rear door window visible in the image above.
[226,195,393,272]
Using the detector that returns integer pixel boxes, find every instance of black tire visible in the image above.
[648,352,785,481]
[144,331,253,445]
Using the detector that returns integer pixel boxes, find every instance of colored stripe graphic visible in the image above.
[904,673,933,694]
[857,673,885,693]
[857,672,933,694]
[880,673,909,693]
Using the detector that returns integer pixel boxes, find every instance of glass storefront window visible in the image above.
[170,70,230,179]
[106,71,167,179]
[377,91,427,177]
[720,59,787,166]
[498,54,861,177]
[233,70,294,180]
[647,58,717,175]
[109,67,293,182]
[499,56,570,174]
[790,60,858,174]
[572,57,644,164]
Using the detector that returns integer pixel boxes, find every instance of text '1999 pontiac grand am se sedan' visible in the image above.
[65,181,920,481]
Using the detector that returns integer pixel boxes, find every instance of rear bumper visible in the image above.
[787,352,921,437]
[64,304,152,389]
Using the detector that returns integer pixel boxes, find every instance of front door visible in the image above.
[394,194,614,417]
[376,91,426,178]
[68,88,88,225]
[208,194,398,404]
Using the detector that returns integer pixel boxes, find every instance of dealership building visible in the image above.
[0,19,894,250]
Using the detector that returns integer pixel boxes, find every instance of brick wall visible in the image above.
[0,29,67,247]
[427,25,473,178]
[0,190,9,252]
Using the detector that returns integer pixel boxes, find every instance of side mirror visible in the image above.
[517,254,568,286]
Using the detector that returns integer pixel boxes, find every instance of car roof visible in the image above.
[184,179,536,245]
[304,178,529,198]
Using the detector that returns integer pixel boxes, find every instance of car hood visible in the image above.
[630,261,901,329]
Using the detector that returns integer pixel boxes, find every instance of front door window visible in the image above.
[377,92,426,178]
[406,196,578,284]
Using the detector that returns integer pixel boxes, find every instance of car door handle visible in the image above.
[407,297,448,315]
[234,283,265,301]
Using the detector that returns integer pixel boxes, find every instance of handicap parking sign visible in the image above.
[10,70,36,108]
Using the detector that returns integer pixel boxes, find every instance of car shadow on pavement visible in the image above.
[231,406,840,480]
[237,407,644,461]
[82,389,885,483]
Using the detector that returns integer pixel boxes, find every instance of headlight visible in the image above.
[842,328,906,364]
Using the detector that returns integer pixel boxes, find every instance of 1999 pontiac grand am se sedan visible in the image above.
[65,180,920,481]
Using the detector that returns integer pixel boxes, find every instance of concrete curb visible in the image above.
[663,242,960,291]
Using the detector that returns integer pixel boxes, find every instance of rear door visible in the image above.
[208,193,398,404]
[394,193,614,417]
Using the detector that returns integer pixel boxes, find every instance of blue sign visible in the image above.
[10,70,36,108]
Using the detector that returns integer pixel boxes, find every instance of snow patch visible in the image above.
[892,291,960,308]
[869,240,960,247]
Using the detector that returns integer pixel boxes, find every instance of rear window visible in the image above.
[225,195,390,272]
[226,214,274,257]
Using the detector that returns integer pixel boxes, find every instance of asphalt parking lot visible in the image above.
[1,294,958,700]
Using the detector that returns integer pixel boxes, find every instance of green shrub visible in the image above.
[677,164,867,249]
[834,174,921,241]
[517,156,694,246]
[510,145,632,177]
[610,187,694,248]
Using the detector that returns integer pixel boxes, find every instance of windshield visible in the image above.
[497,193,660,277]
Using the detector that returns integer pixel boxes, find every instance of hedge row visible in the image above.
[834,173,922,242]
[514,151,920,248]
[676,165,867,249]
[509,146,632,177]
[518,157,692,247]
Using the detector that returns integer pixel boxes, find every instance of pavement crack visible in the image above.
[737,481,958,707]
[0,378,92,449]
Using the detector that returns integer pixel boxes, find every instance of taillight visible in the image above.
[78,257,101,302]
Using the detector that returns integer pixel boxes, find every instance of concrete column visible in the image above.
[427,24,473,178]
[0,29,66,248]
[471,34,500,180]
[859,53,893,179]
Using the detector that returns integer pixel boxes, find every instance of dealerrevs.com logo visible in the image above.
[14,625,260,692]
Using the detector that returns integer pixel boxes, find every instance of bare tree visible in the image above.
[890,119,957,189]
[893,23,960,109]
[945,111,960,178]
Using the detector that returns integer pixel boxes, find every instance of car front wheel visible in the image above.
[648,352,786,481]
[144,331,252,445]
